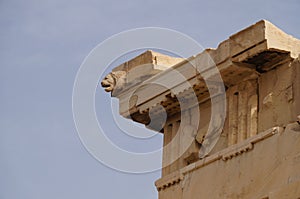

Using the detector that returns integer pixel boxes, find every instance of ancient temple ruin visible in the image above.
[101,20,300,199]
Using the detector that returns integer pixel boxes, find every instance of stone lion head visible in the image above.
[101,71,126,93]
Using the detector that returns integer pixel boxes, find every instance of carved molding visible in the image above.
[155,126,283,191]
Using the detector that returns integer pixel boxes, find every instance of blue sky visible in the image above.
[1,0,299,199]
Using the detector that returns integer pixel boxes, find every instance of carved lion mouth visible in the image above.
[101,79,110,87]
[101,80,113,92]
[101,74,115,92]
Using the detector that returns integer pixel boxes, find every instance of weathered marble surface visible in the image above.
[101,20,300,199]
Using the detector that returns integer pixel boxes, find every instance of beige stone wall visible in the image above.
[156,55,300,198]
[161,78,259,176]
[156,26,300,198]
[162,123,300,199]
[258,58,300,132]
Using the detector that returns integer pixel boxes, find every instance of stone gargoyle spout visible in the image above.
[101,71,126,93]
